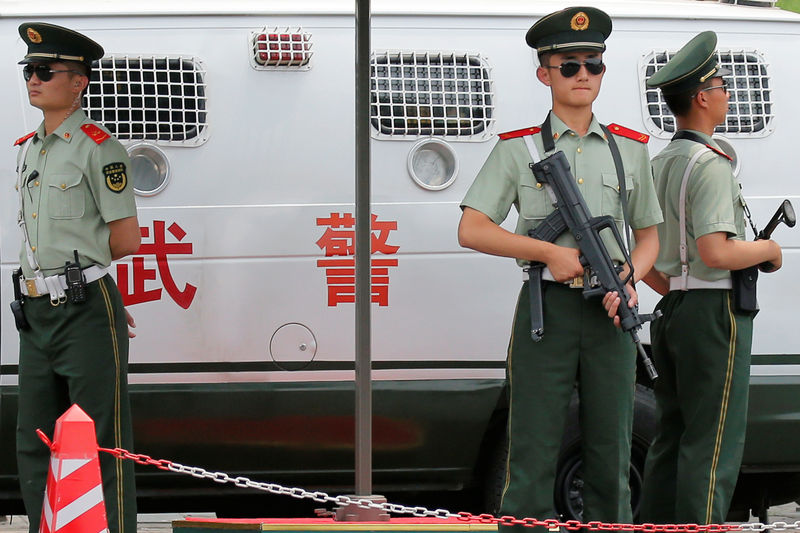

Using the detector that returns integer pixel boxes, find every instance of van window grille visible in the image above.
[641,50,773,138]
[371,51,495,141]
[251,27,313,70]
[85,56,209,146]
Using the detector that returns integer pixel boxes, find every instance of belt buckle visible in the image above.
[569,275,584,289]
[25,279,40,297]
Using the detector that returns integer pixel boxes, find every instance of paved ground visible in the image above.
[1,504,799,532]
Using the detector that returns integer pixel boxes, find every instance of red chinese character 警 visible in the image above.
[315,213,399,307]
[116,220,197,309]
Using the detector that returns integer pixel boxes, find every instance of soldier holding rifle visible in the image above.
[458,6,662,528]
[640,31,786,524]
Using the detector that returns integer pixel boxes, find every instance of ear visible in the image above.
[536,66,552,87]
[695,91,710,110]
[73,75,89,94]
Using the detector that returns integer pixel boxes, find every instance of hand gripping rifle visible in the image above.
[524,151,660,380]
[756,199,796,270]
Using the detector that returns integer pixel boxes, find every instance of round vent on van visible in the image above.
[269,323,317,371]
[712,136,741,178]
[407,139,458,190]
[127,143,170,196]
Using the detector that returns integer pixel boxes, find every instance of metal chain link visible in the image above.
[98,447,800,530]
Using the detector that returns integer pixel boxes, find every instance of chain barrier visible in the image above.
[98,446,800,531]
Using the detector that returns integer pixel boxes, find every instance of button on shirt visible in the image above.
[15,109,137,277]
[652,131,745,281]
[461,113,662,266]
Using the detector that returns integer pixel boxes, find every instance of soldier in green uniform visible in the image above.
[12,22,140,533]
[458,6,662,527]
[640,31,783,524]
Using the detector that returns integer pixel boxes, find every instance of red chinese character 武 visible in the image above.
[116,220,197,309]
[316,213,399,307]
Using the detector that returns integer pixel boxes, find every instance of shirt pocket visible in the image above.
[600,172,634,222]
[518,171,552,220]
[47,173,86,219]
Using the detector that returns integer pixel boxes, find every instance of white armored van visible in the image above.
[1,0,799,521]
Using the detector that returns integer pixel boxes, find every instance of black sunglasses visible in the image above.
[23,64,83,82]
[544,57,604,78]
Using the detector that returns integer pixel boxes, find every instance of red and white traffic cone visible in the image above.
[37,404,109,533]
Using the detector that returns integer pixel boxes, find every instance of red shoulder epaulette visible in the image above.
[607,123,650,144]
[499,126,541,140]
[14,131,35,146]
[705,144,733,161]
[80,123,110,145]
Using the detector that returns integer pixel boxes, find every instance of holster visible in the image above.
[526,263,545,342]
[10,268,30,331]
[731,266,759,313]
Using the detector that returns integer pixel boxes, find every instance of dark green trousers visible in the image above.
[640,289,752,524]
[16,275,137,533]
[500,282,636,530]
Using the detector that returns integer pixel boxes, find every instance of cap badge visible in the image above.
[699,66,719,83]
[26,27,42,44]
[570,12,590,31]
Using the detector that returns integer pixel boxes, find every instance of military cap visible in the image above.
[18,22,104,67]
[646,31,731,95]
[526,7,612,54]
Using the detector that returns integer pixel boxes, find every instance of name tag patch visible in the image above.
[103,162,127,193]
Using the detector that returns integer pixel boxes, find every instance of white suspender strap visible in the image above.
[16,138,43,276]
[678,147,711,291]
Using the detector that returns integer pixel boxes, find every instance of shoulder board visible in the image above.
[607,123,650,144]
[705,144,733,161]
[499,126,541,140]
[80,123,111,145]
[14,131,35,146]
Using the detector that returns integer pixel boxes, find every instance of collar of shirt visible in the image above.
[35,108,88,144]
[548,112,608,145]
[682,128,724,152]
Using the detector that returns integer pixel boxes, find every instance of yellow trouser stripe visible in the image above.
[499,294,522,508]
[99,278,124,533]
[705,293,737,523]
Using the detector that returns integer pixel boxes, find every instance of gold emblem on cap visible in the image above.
[571,12,590,31]
[699,67,718,83]
[27,27,43,43]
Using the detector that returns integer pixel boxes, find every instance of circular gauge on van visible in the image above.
[407,139,458,190]
[711,135,741,178]
[126,142,170,196]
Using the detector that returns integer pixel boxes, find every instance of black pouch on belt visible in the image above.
[10,268,30,331]
[731,265,759,313]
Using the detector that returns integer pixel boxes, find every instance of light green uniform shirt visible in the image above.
[461,113,663,266]
[15,109,137,277]
[652,131,745,282]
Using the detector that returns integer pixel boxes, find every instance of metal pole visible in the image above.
[354,0,372,499]
[335,0,387,521]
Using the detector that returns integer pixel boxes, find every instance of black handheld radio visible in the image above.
[64,250,87,303]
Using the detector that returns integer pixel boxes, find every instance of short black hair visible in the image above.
[663,79,713,117]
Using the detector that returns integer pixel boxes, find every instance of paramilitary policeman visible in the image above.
[12,22,141,533]
[457,6,662,528]
[640,31,783,524]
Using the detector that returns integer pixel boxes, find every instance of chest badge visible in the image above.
[103,162,128,193]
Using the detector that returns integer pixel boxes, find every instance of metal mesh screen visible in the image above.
[251,27,313,70]
[642,49,773,138]
[85,56,209,146]
[370,51,495,141]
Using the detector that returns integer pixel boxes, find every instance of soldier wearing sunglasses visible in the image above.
[12,22,139,533]
[640,31,783,525]
[458,6,662,528]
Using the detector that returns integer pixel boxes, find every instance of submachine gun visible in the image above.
[525,151,660,380]
[756,199,795,272]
